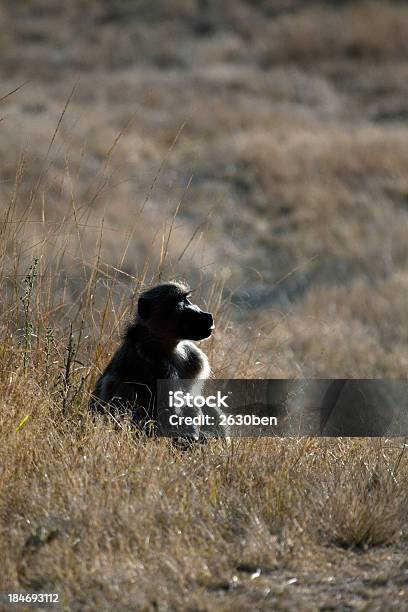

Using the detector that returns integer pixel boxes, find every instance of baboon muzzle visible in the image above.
[202,312,214,333]
[184,309,214,340]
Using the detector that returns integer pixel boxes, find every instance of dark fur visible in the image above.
[90,282,225,439]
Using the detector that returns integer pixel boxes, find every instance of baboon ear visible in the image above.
[138,297,151,320]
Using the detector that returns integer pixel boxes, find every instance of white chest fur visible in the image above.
[173,340,211,380]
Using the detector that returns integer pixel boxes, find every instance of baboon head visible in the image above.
[137,282,214,342]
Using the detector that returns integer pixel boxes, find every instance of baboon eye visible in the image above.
[174,294,191,309]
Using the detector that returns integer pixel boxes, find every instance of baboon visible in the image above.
[90,281,227,440]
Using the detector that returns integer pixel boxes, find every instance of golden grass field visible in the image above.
[1,1,408,609]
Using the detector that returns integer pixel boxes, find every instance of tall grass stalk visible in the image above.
[20,256,39,374]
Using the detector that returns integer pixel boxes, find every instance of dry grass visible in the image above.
[2,384,408,609]
[2,362,408,610]
[1,1,408,609]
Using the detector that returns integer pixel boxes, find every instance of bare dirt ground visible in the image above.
[1,1,408,609]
